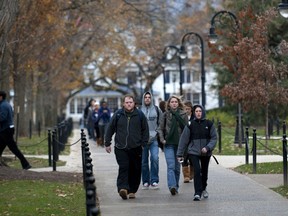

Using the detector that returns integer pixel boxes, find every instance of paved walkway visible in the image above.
[30,129,288,216]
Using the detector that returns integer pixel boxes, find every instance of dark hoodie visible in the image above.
[177,104,217,157]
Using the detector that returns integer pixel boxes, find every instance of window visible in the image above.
[185,70,191,83]
[165,70,170,84]
[70,99,75,114]
[192,70,200,82]
[77,98,88,114]
[193,93,200,105]
[107,98,118,112]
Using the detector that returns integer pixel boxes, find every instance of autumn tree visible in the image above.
[209,7,288,145]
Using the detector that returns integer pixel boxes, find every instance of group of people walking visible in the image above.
[83,99,111,147]
[104,91,217,201]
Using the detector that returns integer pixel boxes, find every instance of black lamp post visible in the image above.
[180,32,205,108]
[208,10,244,147]
[278,0,288,18]
[160,57,167,100]
[162,45,186,96]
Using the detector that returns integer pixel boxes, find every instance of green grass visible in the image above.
[4,157,66,169]
[0,180,85,216]
[233,161,284,174]
[213,126,283,155]
[15,132,70,155]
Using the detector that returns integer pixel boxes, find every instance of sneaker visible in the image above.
[193,194,201,201]
[142,182,149,190]
[170,187,177,195]
[202,190,209,199]
[119,189,128,200]
[23,165,32,170]
[150,182,159,190]
[128,193,136,199]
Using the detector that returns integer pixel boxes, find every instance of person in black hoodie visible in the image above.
[105,94,149,200]
[177,104,217,201]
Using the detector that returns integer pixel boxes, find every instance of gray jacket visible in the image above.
[140,91,163,143]
[177,105,217,157]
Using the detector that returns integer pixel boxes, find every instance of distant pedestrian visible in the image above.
[177,104,217,201]
[182,101,194,183]
[157,95,188,195]
[92,102,101,145]
[0,91,31,170]
[105,94,149,200]
[97,101,111,146]
[159,100,166,113]
[140,91,163,190]
[84,99,96,140]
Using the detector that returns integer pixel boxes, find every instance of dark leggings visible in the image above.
[0,128,30,169]
[189,154,211,196]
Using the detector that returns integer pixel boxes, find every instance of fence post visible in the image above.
[252,128,257,174]
[283,121,286,135]
[52,129,57,171]
[29,119,32,139]
[38,121,41,137]
[245,127,249,165]
[283,134,287,186]
[218,121,221,154]
[48,129,52,166]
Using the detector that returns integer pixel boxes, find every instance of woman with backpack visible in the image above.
[157,95,188,195]
[177,104,217,201]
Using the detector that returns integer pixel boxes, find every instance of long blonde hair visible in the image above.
[166,95,185,110]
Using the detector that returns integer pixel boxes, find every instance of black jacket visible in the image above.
[105,108,149,149]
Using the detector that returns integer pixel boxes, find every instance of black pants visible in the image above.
[189,154,211,196]
[115,146,142,194]
[0,128,30,169]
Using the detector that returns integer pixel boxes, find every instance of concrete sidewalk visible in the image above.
[31,129,288,216]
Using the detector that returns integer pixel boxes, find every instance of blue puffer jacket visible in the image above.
[0,99,14,132]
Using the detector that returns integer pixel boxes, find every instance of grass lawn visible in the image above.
[0,180,85,216]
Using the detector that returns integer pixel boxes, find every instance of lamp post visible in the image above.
[278,0,288,18]
[180,32,205,108]
[162,45,186,96]
[160,58,167,100]
[208,10,244,147]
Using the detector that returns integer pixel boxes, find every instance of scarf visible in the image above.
[166,109,185,145]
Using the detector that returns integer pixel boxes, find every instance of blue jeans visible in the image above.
[142,140,159,185]
[164,144,180,191]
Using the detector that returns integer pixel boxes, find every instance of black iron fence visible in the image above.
[216,120,288,186]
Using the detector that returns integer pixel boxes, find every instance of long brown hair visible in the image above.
[166,95,185,110]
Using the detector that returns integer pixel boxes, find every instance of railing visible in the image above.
[216,120,288,186]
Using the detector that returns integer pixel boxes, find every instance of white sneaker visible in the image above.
[202,190,209,198]
[193,194,201,201]
[142,182,149,190]
[150,182,159,190]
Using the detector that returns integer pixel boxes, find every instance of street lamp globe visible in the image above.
[278,0,288,18]
[208,27,218,44]
[179,46,187,60]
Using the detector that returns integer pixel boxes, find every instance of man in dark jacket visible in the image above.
[0,91,31,169]
[105,94,149,200]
